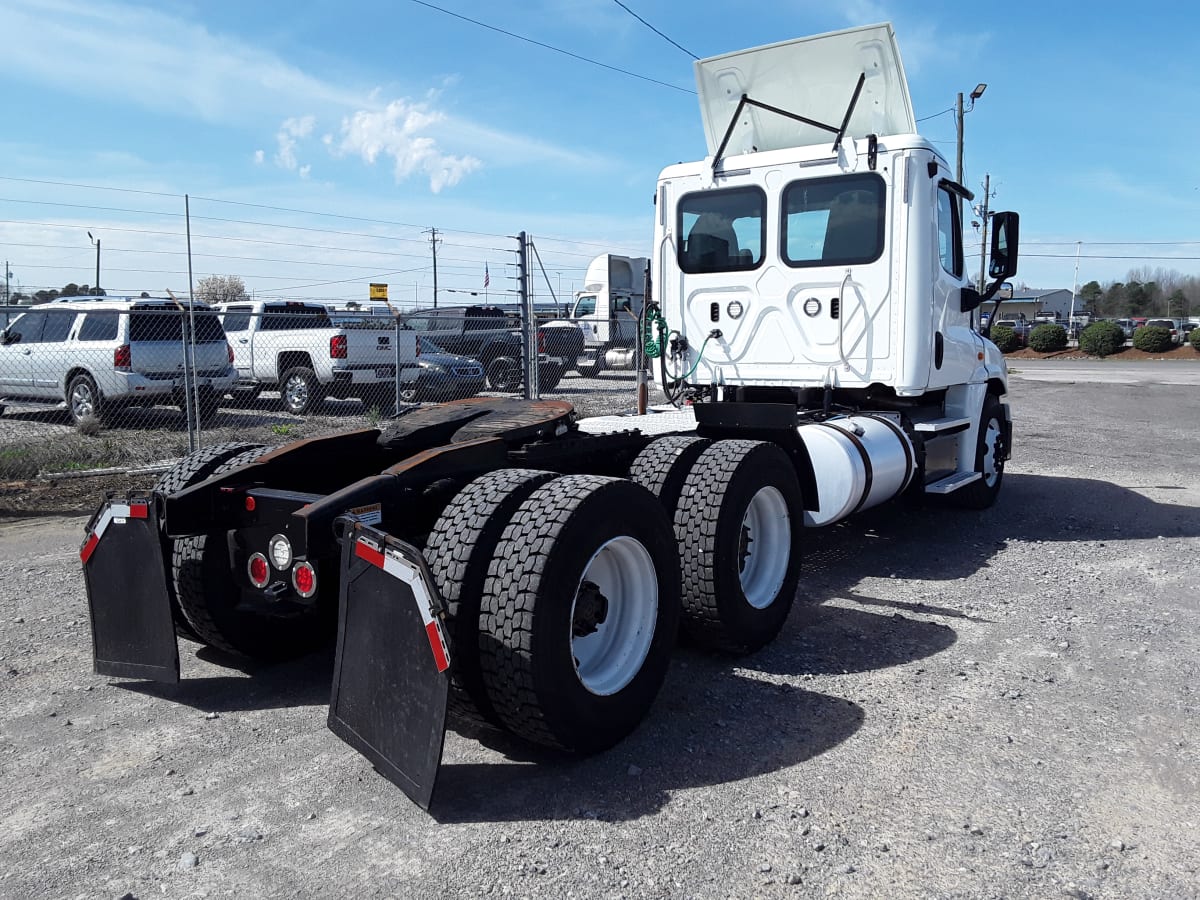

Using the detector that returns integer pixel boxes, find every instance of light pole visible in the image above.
[87,231,101,294]
[955,83,987,215]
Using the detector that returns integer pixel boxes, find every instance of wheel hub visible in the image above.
[572,580,609,637]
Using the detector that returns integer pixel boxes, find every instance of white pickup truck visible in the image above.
[217,301,420,414]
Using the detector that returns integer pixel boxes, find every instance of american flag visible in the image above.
[484,263,490,289]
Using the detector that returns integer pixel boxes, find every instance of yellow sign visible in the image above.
[369,283,388,300]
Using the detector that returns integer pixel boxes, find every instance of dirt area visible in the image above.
[0,378,1197,899]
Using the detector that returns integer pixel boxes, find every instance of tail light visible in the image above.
[538,329,546,353]
[292,561,317,598]
[114,343,131,371]
[330,334,347,359]
[227,341,235,364]
[247,553,270,589]
[415,333,421,357]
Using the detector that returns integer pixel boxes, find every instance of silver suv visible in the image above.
[0,297,237,425]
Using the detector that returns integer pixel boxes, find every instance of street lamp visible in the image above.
[955,83,987,190]
[87,231,101,294]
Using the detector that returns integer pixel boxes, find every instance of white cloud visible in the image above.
[836,2,990,73]
[274,116,316,172]
[334,101,481,193]
[253,150,265,165]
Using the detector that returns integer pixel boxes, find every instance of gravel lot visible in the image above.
[1,373,1197,900]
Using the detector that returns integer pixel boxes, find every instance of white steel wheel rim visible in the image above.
[739,485,791,610]
[70,381,95,419]
[570,535,658,696]
[982,417,1003,486]
[284,376,309,410]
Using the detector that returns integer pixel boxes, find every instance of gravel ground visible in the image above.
[0,376,1197,900]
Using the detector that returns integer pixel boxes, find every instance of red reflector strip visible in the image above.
[354,539,385,569]
[425,621,450,673]
[128,503,149,519]
[80,533,100,564]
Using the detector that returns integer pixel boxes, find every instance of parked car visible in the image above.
[992,318,1030,346]
[0,297,236,425]
[1115,318,1136,340]
[397,337,485,403]
[1143,319,1183,344]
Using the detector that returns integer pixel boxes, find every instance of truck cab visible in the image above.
[652,24,1016,406]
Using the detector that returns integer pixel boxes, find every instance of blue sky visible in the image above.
[1,0,1198,306]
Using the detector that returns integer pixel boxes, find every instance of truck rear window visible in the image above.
[261,306,333,330]
[677,187,766,274]
[782,173,885,268]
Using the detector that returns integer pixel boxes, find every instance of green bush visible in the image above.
[1189,328,1200,351]
[989,325,1020,353]
[1028,323,1068,352]
[1079,321,1126,357]
[1132,325,1173,353]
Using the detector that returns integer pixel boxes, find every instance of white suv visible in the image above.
[0,297,237,425]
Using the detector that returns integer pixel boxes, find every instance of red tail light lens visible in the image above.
[247,553,270,588]
[538,329,546,353]
[415,334,421,357]
[114,344,132,371]
[292,561,317,598]
[330,334,347,359]
[227,341,235,364]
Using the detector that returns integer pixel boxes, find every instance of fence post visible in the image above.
[517,231,533,400]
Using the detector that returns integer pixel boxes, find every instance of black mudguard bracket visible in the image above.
[83,493,179,684]
[327,520,451,810]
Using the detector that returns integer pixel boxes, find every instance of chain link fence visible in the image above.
[0,300,655,489]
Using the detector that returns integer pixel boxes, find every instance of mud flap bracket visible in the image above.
[328,520,451,810]
[83,493,180,684]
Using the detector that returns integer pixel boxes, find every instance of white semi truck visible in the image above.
[82,23,1017,810]
[566,253,650,376]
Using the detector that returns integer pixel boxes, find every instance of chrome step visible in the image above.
[913,416,971,435]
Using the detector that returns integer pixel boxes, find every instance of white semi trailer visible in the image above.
[82,23,1017,810]
[567,253,650,375]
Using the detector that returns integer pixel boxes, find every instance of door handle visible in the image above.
[238,339,249,344]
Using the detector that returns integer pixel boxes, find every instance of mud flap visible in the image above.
[328,521,452,810]
[82,493,180,684]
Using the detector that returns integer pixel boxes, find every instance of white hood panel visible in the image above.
[695,23,915,157]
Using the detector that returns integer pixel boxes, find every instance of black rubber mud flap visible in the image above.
[82,493,180,683]
[328,521,452,811]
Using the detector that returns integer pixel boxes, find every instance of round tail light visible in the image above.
[247,553,270,588]
[292,561,317,598]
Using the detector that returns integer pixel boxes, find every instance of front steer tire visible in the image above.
[675,440,803,654]
[953,393,1007,510]
[479,475,681,753]
[172,446,330,659]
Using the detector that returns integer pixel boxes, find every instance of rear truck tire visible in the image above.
[675,440,803,654]
[279,366,320,415]
[479,475,681,753]
[155,442,265,642]
[486,357,521,393]
[67,372,103,425]
[172,447,330,659]
[537,363,564,393]
[954,393,1007,510]
[628,435,711,519]
[424,468,558,728]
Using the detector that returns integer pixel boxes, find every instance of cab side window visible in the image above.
[41,312,76,343]
[937,187,963,278]
[78,312,119,342]
[6,311,46,344]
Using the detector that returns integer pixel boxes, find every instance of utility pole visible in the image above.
[955,84,987,219]
[976,173,992,293]
[426,227,441,309]
[88,231,101,294]
[3,261,10,305]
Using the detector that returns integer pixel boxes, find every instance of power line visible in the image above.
[406,0,694,94]
[916,107,955,123]
[609,0,697,59]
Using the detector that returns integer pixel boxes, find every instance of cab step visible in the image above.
[924,471,982,494]
[912,416,971,436]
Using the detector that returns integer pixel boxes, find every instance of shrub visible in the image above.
[1190,328,1200,351]
[1079,320,1125,357]
[988,325,1020,353]
[1132,325,1173,353]
[1028,323,1068,352]
[75,415,102,437]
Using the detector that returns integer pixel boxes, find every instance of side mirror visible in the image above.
[960,286,983,313]
[989,211,1020,280]
[0,328,13,345]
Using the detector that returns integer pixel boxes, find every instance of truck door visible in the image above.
[220,305,254,381]
[926,179,977,389]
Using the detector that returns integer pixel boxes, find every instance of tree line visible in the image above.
[1076,267,1198,318]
